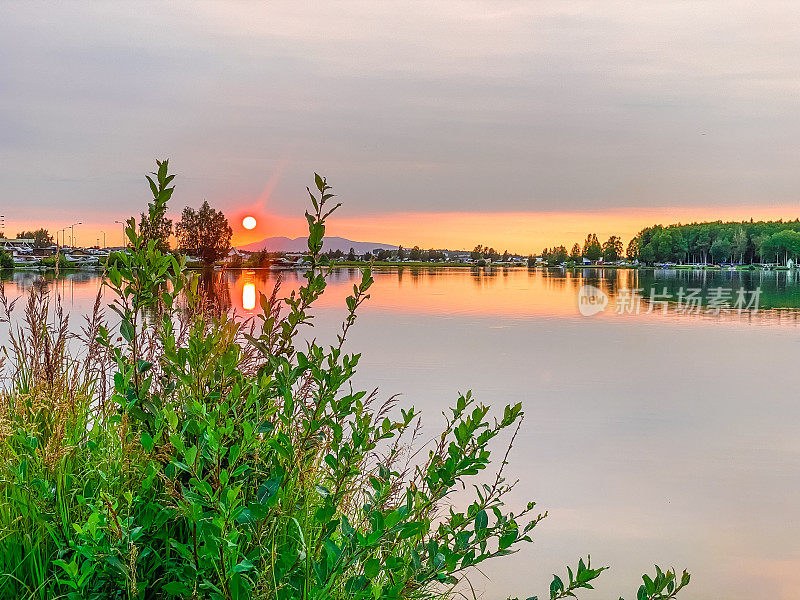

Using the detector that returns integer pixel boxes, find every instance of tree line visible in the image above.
[324,245,448,262]
[629,219,800,265]
[539,234,624,265]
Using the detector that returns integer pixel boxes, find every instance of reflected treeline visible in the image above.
[5,267,800,327]
[635,268,800,309]
[193,268,232,316]
[535,266,634,297]
[293,265,800,312]
[529,266,800,311]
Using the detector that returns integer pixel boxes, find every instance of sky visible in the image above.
[2,1,800,252]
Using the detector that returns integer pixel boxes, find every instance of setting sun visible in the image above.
[242,216,257,229]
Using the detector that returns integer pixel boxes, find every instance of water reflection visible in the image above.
[2,267,800,599]
[197,269,231,315]
[242,282,256,311]
[7,267,800,326]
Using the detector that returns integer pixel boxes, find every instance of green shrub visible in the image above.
[0,161,689,600]
[41,253,74,270]
[0,249,13,270]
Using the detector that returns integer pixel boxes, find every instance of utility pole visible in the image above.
[70,222,82,248]
[115,220,125,248]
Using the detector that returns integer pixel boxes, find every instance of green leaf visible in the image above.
[120,319,135,343]
[550,574,564,599]
[231,559,255,574]
[475,509,488,532]
[163,581,191,595]
[184,445,197,467]
[257,477,281,504]
[140,432,154,452]
[364,557,380,579]
[256,421,274,434]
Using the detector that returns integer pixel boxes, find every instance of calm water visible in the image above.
[3,267,800,600]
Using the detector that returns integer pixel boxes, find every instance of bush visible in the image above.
[245,250,281,268]
[0,162,688,600]
[41,253,74,270]
[0,249,12,270]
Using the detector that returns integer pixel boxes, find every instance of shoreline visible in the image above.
[3,263,791,274]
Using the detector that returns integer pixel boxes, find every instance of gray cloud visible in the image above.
[1,1,799,224]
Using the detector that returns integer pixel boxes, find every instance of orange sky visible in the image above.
[13,203,800,254]
[228,204,800,255]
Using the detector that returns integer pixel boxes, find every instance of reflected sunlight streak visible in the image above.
[242,283,256,310]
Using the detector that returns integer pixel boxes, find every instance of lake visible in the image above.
[2,266,800,600]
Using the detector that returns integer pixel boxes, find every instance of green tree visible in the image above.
[640,243,656,264]
[761,229,800,265]
[176,200,232,264]
[630,219,800,265]
[696,230,711,263]
[397,245,405,260]
[409,245,422,261]
[626,236,639,261]
[731,227,747,264]
[601,235,623,262]
[582,233,602,262]
[710,237,732,263]
[15,228,53,247]
[569,243,582,262]
[752,233,769,262]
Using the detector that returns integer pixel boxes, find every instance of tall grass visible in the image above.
[0,162,689,600]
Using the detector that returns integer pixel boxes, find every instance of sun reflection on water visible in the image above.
[242,283,256,310]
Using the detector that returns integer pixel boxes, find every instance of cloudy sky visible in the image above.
[2,1,799,251]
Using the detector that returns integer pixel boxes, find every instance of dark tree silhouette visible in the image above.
[176,200,232,264]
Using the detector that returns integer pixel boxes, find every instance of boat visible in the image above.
[12,255,41,268]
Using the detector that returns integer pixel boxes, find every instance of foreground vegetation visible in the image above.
[0,161,688,599]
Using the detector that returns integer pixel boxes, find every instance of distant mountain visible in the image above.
[237,236,398,254]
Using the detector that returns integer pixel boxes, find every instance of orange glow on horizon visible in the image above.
[325,206,800,254]
[232,204,800,254]
[12,203,800,254]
